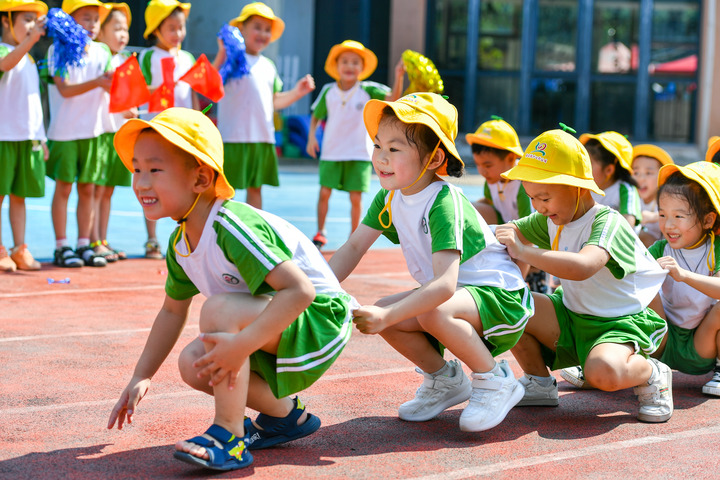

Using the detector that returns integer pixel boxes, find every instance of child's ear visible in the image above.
[428,147,446,170]
[193,164,215,192]
[703,211,717,231]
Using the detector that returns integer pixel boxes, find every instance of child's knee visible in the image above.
[177,343,203,385]
[584,357,623,391]
[198,294,240,332]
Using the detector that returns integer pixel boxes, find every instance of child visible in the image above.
[329,93,534,432]
[580,131,642,227]
[494,127,673,423]
[631,144,674,247]
[0,0,47,272]
[107,107,356,472]
[648,161,720,397]
[139,0,197,259]
[213,1,315,209]
[94,2,132,262]
[46,0,113,268]
[706,136,720,164]
[465,116,530,226]
[306,40,404,249]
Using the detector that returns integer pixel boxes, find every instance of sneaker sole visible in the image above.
[516,395,559,407]
[559,369,595,390]
[637,361,673,423]
[459,382,525,432]
[398,384,472,422]
[702,385,720,396]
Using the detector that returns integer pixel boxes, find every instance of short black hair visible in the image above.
[584,138,638,188]
[471,143,508,158]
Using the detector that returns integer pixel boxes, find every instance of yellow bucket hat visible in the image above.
[324,40,377,81]
[632,144,673,167]
[0,0,48,15]
[229,2,284,43]
[143,0,190,39]
[705,136,720,163]
[62,0,111,24]
[658,161,720,215]
[502,129,604,196]
[465,116,523,157]
[104,2,131,27]
[363,92,463,176]
[579,131,633,174]
[114,107,234,199]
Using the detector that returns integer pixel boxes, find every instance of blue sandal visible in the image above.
[173,424,253,471]
[244,397,321,450]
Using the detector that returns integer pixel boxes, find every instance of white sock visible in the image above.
[77,238,90,248]
[647,359,660,384]
[56,238,69,249]
[528,373,555,386]
[430,361,453,377]
[489,362,505,377]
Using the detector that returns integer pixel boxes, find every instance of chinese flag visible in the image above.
[108,55,150,113]
[179,54,225,102]
[149,56,176,112]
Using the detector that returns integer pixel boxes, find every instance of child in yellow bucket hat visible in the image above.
[631,144,674,247]
[307,40,405,249]
[0,0,48,272]
[212,1,314,210]
[107,107,358,472]
[580,130,643,227]
[330,93,534,433]
[641,161,720,398]
[494,127,673,423]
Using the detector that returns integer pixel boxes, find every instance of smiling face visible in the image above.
[1,11,38,45]
[522,181,592,225]
[632,156,662,203]
[473,150,516,184]
[154,9,186,51]
[98,10,129,54]
[336,51,364,88]
[239,15,273,55]
[72,6,100,40]
[657,191,709,249]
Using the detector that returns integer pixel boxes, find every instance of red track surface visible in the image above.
[1,250,719,479]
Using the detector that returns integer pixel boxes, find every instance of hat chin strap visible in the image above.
[8,12,19,45]
[378,139,441,229]
[173,193,202,258]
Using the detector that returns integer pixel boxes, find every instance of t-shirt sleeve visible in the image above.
[587,207,640,279]
[517,183,532,218]
[139,49,152,85]
[361,81,391,100]
[0,45,8,80]
[266,58,283,93]
[428,186,464,253]
[311,83,331,120]
[98,42,113,72]
[483,182,492,203]
[164,232,200,300]
[714,237,720,274]
[361,189,399,243]
[647,239,667,260]
[619,183,642,225]
[512,212,550,249]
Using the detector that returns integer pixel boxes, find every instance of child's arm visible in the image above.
[385,58,405,101]
[329,223,381,282]
[0,16,45,71]
[107,295,192,429]
[641,210,659,225]
[353,249,460,334]
[306,115,320,158]
[53,72,113,98]
[495,223,610,281]
[622,213,637,227]
[657,256,720,299]
[211,37,226,70]
[274,74,315,110]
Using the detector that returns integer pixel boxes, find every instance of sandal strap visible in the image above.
[254,397,305,434]
[197,425,247,467]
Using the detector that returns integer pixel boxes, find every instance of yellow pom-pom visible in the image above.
[401,50,444,95]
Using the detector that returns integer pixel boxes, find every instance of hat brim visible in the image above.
[114,117,235,199]
[502,163,605,196]
[632,144,673,167]
[106,2,131,27]
[324,44,377,81]
[580,132,633,173]
[706,137,720,163]
[229,12,285,42]
[658,164,720,215]
[465,133,523,157]
[363,98,463,176]
[143,2,190,39]
[3,2,48,15]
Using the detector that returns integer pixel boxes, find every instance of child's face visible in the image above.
[131,130,199,222]
[523,181,589,225]
[473,151,516,184]
[632,156,662,203]
[97,11,128,54]
[1,11,38,45]
[336,51,364,86]
[372,119,433,195]
[72,6,100,40]
[589,155,615,190]
[155,11,186,50]
[658,191,709,249]
[240,15,273,55]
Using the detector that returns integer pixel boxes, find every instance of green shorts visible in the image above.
[540,287,667,370]
[318,160,372,192]
[223,142,279,189]
[249,292,354,399]
[47,137,109,184]
[98,132,131,187]
[659,323,717,375]
[0,140,45,197]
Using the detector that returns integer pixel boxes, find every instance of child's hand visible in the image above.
[306,135,319,158]
[194,332,247,389]
[122,107,139,119]
[394,58,406,79]
[107,377,151,430]
[495,224,524,259]
[41,141,49,161]
[28,15,47,44]
[352,305,389,334]
[295,74,315,96]
[96,72,114,92]
[657,256,686,282]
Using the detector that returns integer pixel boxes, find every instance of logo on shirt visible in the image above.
[222,273,240,285]
[422,217,428,234]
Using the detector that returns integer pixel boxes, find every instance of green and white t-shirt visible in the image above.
[648,237,720,330]
[138,46,196,120]
[0,43,45,141]
[483,179,533,223]
[591,180,642,225]
[166,199,346,300]
[514,204,666,316]
[311,81,390,161]
[362,181,526,291]
[217,54,282,144]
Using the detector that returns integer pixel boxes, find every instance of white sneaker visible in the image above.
[560,366,595,389]
[459,360,525,432]
[398,359,472,422]
[634,358,673,423]
[702,361,720,396]
[516,374,559,406]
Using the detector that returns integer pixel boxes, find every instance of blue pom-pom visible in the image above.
[217,24,250,83]
[45,8,90,76]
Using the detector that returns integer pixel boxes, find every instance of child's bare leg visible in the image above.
[317,186,331,232]
[583,343,652,391]
[511,293,559,376]
[76,182,95,240]
[246,187,262,209]
[51,180,73,240]
[8,194,26,246]
[349,191,362,232]
[693,302,720,360]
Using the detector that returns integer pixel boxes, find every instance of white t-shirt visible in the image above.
[47,41,111,141]
[591,179,642,224]
[138,46,195,120]
[217,54,282,144]
[0,43,45,141]
[101,52,130,133]
[484,179,533,223]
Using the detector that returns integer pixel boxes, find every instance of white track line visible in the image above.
[0,284,165,299]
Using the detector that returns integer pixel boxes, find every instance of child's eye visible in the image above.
[389,147,399,153]
[373,143,380,149]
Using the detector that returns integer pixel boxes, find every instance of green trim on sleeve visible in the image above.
[618,182,642,225]
[517,183,532,218]
[360,81,391,100]
[483,182,492,203]
[587,207,639,279]
[647,239,667,260]
[139,48,153,85]
[311,83,331,120]
[512,212,550,250]
[361,189,399,243]
[164,231,200,300]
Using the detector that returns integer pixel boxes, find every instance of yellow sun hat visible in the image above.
[363,92,463,176]
[705,136,720,163]
[103,2,131,27]
[229,2,284,43]
[658,161,720,215]
[62,0,111,24]
[632,144,673,167]
[465,116,523,157]
[502,128,604,196]
[143,0,190,39]
[324,40,377,81]
[114,107,234,199]
[579,131,633,173]
[0,0,48,15]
